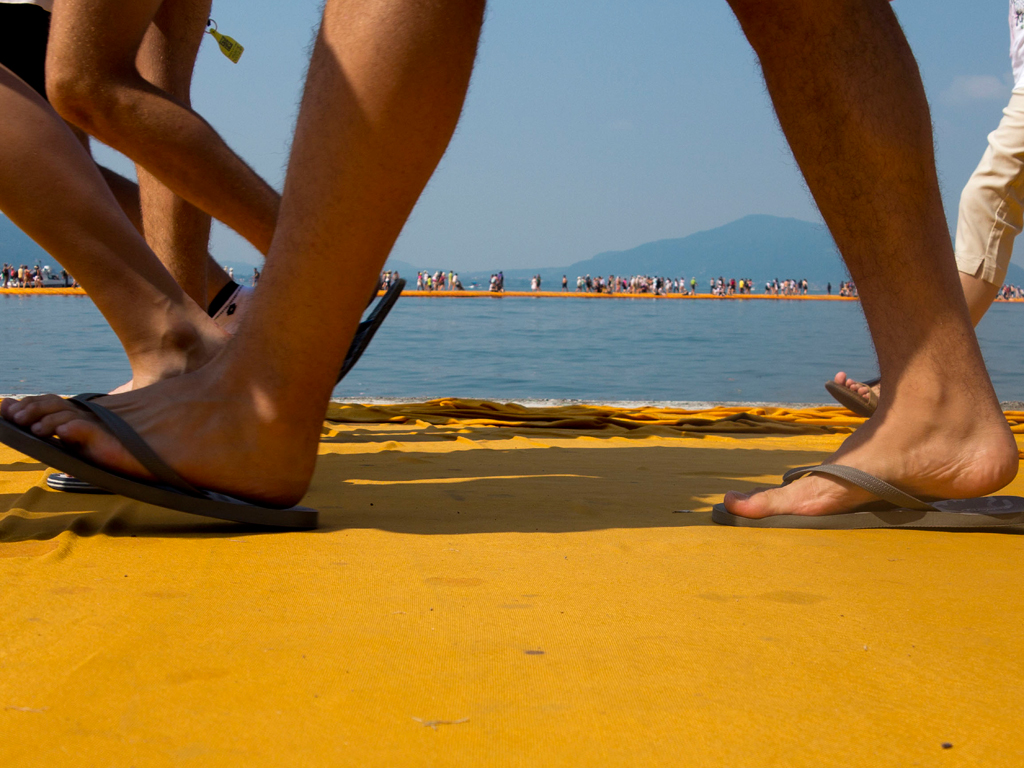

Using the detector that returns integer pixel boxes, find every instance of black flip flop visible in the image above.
[4,395,317,528]
[337,278,405,383]
[45,278,406,495]
[824,375,879,417]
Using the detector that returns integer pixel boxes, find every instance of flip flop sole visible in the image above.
[824,380,877,418]
[711,498,1024,530]
[46,472,112,494]
[0,419,317,529]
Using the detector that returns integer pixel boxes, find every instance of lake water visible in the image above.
[2,294,1023,404]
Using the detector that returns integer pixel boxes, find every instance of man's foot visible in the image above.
[0,360,324,507]
[723,386,1019,518]
[111,301,231,394]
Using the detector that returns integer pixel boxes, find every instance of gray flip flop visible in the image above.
[824,376,879,417]
[2,394,317,529]
[711,463,1024,530]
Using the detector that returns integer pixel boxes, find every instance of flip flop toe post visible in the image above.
[0,394,317,529]
[712,463,1024,530]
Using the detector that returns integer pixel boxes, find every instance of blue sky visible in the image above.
[94,1,1020,272]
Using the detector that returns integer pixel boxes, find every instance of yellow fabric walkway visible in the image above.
[1,400,1022,766]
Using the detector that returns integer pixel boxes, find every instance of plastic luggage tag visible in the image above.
[206,19,244,63]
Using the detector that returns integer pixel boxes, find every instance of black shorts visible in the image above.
[0,4,51,100]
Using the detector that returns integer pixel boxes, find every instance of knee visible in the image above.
[46,64,131,138]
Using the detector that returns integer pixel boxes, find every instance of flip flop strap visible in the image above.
[365,278,405,325]
[781,464,937,511]
[71,394,203,497]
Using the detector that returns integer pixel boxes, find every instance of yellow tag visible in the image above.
[206,20,244,63]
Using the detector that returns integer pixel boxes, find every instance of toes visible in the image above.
[30,410,80,438]
[55,419,150,479]
[723,472,876,519]
[722,489,772,518]
[4,395,76,426]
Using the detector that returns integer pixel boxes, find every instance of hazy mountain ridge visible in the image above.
[451,215,848,290]
[448,215,1024,291]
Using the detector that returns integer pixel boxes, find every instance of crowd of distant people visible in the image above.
[998,283,1024,300]
[835,281,858,297]
[383,268,1024,300]
[564,274,809,295]
[412,270,464,291]
[569,274,694,294]
[1,263,73,288]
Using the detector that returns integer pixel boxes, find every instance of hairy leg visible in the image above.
[133,0,214,305]
[833,268,1001,407]
[68,129,234,312]
[725,0,1017,517]
[47,0,280,254]
[833,87,1024,401]
[4,0,486,506]
[0,65,225,387]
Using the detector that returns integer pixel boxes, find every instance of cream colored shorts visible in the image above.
[955,89,1024,285]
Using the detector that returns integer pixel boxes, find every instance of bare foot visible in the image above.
[1,360,324,507]
[724,387,1019,518]
[833,371,880,405]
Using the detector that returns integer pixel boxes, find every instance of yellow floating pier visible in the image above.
[0,287,85,296]
[2,400,1023,766]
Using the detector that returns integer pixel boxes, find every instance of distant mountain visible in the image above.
[0,214,50,268]
[383,258,420,278]
[1008,261,1024,285]
[458,214,850,291]
[563,215,843,288]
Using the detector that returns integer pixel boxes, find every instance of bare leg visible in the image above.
[725,0,1017,517]
[47,0,280,254]
[832,244,1007,407]
[835,87,1024,402]
[960,269,1002,326]
[69,127,233,309]
[133,0,213,305]
[4,0,485,506]
[0,65,225,387]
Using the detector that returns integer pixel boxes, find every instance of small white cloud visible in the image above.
[939,75,1008,106]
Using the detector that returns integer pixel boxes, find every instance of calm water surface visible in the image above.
[2,294,1023,403]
